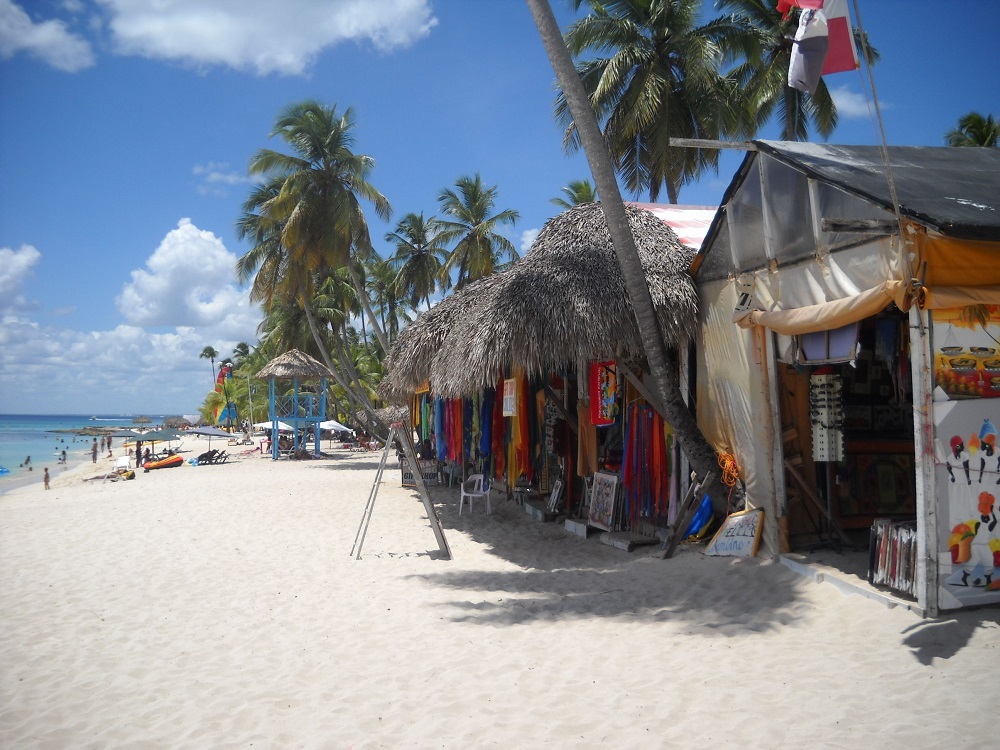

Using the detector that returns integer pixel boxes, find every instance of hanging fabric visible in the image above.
[589,360,619,427]
[788,8,829,94]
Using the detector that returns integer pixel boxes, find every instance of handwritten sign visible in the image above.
[705,508,764,557]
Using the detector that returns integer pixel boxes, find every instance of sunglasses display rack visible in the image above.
[810,372,844,462]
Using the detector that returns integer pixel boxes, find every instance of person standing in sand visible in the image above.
[43,467,50,490]
[91,439,98,464]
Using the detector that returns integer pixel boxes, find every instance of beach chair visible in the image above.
[197,449,219,464]
[115,455,131,471]
[215,451,230,463]
[459,474,492,515]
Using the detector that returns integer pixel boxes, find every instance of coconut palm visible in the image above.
[387,212,450,311]
[237,101,392,429]
[437,174,520,288]
[199,346,219,381]
[946,112,1000,148]
[557,0,751,203]
[718,0,879,141]
[245,100,393,354]
[365,254,410,345]
[529,0,727,513]
[550,179,598,209]
[231,342,251,367]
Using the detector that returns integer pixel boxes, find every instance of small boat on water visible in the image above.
[143,454,184,472]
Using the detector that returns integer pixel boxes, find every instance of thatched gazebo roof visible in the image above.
[380,202,698,403]
[255,349,334,381]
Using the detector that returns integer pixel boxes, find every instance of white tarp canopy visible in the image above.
[319,419,351,432]
[252,420,293,432]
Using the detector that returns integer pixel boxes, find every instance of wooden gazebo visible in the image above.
[255,349,333,459]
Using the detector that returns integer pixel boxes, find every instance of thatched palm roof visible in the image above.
[380,202,698,403]
[255,349,334,381]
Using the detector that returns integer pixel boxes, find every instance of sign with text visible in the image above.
[705,508,764,557]
[400,459,439,487]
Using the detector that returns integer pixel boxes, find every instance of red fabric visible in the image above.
[776,0,824,19]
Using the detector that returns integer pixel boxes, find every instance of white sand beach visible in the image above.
[1,438,997,749]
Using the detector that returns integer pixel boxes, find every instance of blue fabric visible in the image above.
[434,398,446,460]
[684,495,714,537]
[480,388,494,459]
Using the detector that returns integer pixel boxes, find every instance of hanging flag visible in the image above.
[819,0,859,75]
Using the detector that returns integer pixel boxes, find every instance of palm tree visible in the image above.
[365,253,411,343]
[237,101,392,429]
[718,0,879,141]
[550,179,598,210]
[557,0,751,203]
[200,346,219,381]
[231,342,251,367]
[437,174,520,288]
[387,212,450,311]
[528,0,727,513]
[245,100,393,354]
[946,112,1000,147]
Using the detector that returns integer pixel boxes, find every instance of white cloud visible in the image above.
[0,223,263,414]
[0,0,94,71]
[116,218,258,338]
[520,228,539,254]
[193,161,254,197]
[829,85,876,119]
[97,0,437,75]
[0,244,41,314]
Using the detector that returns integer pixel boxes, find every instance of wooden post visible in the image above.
[394,422,452,560]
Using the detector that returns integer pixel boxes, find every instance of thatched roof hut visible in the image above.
[255,349,334,381]
[380,203,698,403]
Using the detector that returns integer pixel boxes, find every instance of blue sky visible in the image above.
[1,0,996,416]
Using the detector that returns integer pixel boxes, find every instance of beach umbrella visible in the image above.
[141,428,182,449]
[319,419,350,432]
[252,420,294,432]
[186,425,233,447]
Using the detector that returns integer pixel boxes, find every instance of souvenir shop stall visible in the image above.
[408,358,700,549]
[693,140,1000,615]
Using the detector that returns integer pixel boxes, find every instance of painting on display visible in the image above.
[932,308,1000,610]
[932,305,1000,400]
[589,361,619,427]
[588,472,619,531]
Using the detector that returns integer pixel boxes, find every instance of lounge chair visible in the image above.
[197,449,220,464]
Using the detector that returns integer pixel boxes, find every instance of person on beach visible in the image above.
[43,468,50,490]
[107,436,113,458]
[60,450,67,464]
[91,439,98,464]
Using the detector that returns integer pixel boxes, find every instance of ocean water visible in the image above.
[0,414,148,492]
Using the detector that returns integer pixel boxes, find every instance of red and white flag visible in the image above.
[819,0,859,75]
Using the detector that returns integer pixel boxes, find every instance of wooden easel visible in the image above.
[351,424,452,560]
[660,471,715,559]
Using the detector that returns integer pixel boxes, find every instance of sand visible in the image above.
[1,438,997,748]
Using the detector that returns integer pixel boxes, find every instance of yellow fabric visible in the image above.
[921,234,1000,289]
[733,280,909,335]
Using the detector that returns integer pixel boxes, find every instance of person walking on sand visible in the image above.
[43,467,50,490]
[91,439,98,464]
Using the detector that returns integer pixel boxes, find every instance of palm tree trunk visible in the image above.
[296,273,379,424]
[348,264,390,354]
[527,0,727,514]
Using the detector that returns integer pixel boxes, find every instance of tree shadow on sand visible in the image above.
[393,484,820,636]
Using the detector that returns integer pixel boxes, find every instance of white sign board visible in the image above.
[705,508,764,557]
